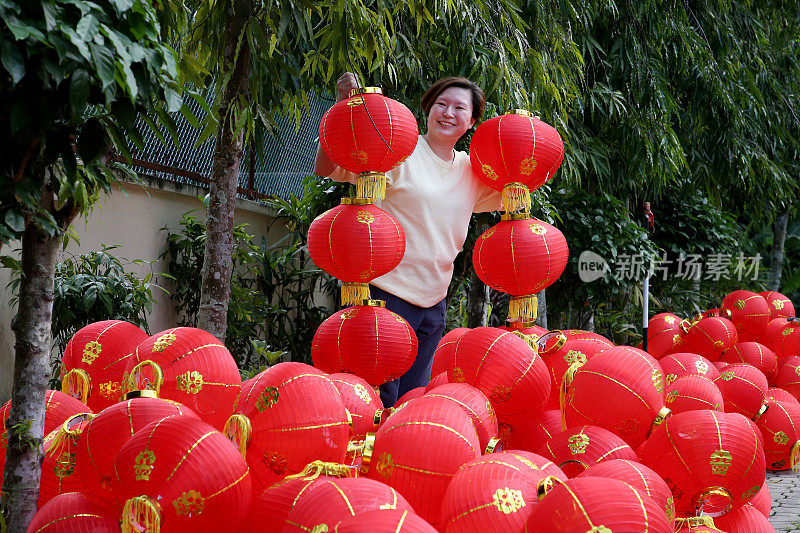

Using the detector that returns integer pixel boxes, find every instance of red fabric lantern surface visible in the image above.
[760,290,796,321]
[239,477,317,533]
[114,415,251,533]
[122,327,241,430]
[503,409,562,451]
[500,320,547,339]
[721,290,771,342]
[472,216,568,320]
[284,477,413,532]
[747,483,771,517]
[440,451,566,533]
[232,362,350,489]
[422,383,498,450]
[682,316,738,361]
[660,353,721,387]
[539,425,638,478]
[329,373,382,440]
[39,414,95,508]
[763,317,800,364]
[768,386,800,407]
[424,371,449,392]
[665,375,724,414]
[639,410,765,517]
[76,395,198,503]
[537,330,613,409]
[524,476,672,533]
[431,327,469,378]
[563,346,668,448]
[27,492,119,533]
[312,302,417,387]
[647,312,687,358]
[754,398,800,471]
[776,356,800,398]
[363,396,481,527]
[334,509,437,533]
[60,320,149,411]
[722,341,778,384]
[714,363,768,419]
[576,458,676,528]
[713,504,775,532]
[395,387,425,407]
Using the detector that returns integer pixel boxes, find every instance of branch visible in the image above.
[13,138,40,182]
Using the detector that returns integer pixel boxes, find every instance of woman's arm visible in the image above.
[314,72,360,177]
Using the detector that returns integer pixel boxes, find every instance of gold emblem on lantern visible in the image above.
[351,150,369,164]
[774,300,785,310]
[353,384,371,404]
[695,361,709,374]
[620,418,641,434]
[54,451,76,478]
[742,484,760,500]
[134,449,156,481]
[356,211,375,224]
[587,527,612,533]
[452,367,464,382]
[490,385,513,403]
[720,371,735,381]
[359,269,376,281]
[375,452,395,478]
[666,390,678,403]
[710,449,732,475]
[256,386,280,412]
[310,526,329,533]
[735,299,746,310]
[82,340,102,364]
[263,452,287,475]
[177,371,204,394]
[563,350,586,365]
[664,316,676,325]
[665,373,677,386]
[529,224,547,235]
[665,497,676,523]
[492,487,526,514]
[173,490,205,516]
[652,370,664,394]
[795,366,800,376]
[714,403,722,411]
[482,164,498,181]
[519,158,537,176]
[487,401,496,425]
[784,328,795,336]
[347,96,364,107]
[775,431,789,445]
[713,340,725,349]
[673,334,683,345]
[99,381,121,398]
[483,227,496,239]
[567,433,589,455]
[153,333,176,352]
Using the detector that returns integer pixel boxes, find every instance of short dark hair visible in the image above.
[421,77,486,123]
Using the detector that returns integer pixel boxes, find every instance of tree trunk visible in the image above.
[465,270,490,328]
[770,206,790,291]
[3,213,61,532]
[196,0,253,343]
[536,289,547,329]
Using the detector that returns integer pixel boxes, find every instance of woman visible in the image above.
[314,73,500,408]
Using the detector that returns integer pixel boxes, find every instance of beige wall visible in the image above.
[0,176,284,403]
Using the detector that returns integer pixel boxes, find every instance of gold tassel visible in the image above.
[222,414,252,459]
[284,460,352,481]
[341,283,370,307]
[356,172,387,201]
[62,369,92,404]
[124,360,164,395]
[675,516,715,528]
[501,182,532,215]
[791,441,800,473]
[508,295,538,322]
[46,413,94,453]
[510,330,537,350]
[560,362,583,430]
[122,496,162,533]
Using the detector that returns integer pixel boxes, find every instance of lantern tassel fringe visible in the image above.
[223,414,252,459]
[62,369,91,404]
[791,441,800,473]
[357,172,387,201]
[508,295,538,322]
[502,183,532,215]
[285,460,352,481]
[122,496,161,533]
[341,283,371,307]
[675,516,715,529]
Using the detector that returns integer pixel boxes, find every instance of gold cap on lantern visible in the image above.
[349,87,383,98]
[536,475,563,501]
[359,432,377,475]
[340,197,373,206]
[506,109,533,117]
[122,389,159,401]
[484,437,503,454]
[650,407,672,434]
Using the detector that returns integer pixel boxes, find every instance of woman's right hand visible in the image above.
[336,72,360,102]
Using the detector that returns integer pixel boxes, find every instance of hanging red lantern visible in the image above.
[424,371,448,392]
[363,396,481,527]
[239,476,318,533]
[312,302,417,386]
[563,346,670,448]
[503,409,562,452]
[660,353,721,387]
[329,373,383,440]
[647,312,687,358]
[722,342,777,384]
[539,425,638,478]
[754,398,800,471]
[472,216,568,321]
[747,483,771,517]
[714,363,768,419]
[335,509,436,532]
[469,110,564,213]
[759,290,796,321]
[395,387,425,407]
[39,413,94,507]
[431,328,469,378]
[27,492,119,533]
[60,320,149,411]
[307,199,406,305]
[421,383,497,451]
[76,394,198,503]
[769,385,800,407]
[122,327,241,430]
[665,375,724,414]
[762,317,800,364]
[721,290,771,342]
[639,410,765,517]
[682,316,738,361]
[319,87,419,200]
[440,451,566,532]
[776,356,800,399]
[114,415,251,533]
[500,320,547,339]
[526,476,672,532]
[713,504,775,532]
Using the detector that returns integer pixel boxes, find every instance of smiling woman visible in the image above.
[314,74,500,408]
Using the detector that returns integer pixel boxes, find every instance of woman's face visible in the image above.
[426,87,475,145]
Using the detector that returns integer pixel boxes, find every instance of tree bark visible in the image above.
[196,0,253,343]
[770,206,790,291]
[536,289,547,329]
[465,270,490,328]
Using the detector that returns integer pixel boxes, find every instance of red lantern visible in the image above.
[722,341,777,384]
[395,387,425,407]
[503,409,562,452]
[577,458,676,528]
[713,504,775,532]
[660,353,721,386]
[28,492,119,533]
[500,320,547,339]
[61,320,149,410]
[639,410,765,517]
[682,316,739,361]
[647,312,686,358]
[526,476,672,532]
[39,414,94,507]
[469,111,564,213]
[776,356,800,398]
[755,398,800,471]
[312,302,417,386]
[714,363,768,419]
[440,451,566,532]
[563,346,669,448]
[422,383,498,450]
[319,87,419,199]
[472,216,568,321]
[665,375,724,414]
[424,371,448,392]
[721,290,771,342]
[363,396,481,527]
[747,483,771,517]
[307,199,406,305]
[768,385,800,407]
[76,395,198,503]
[122,327,241,430]
[329,373,382,440]
[539,425,638,478]
[759,290,796,321]
[431,328,469,378]
[114,415,251,533]
[284,477,413,532]
[762,317,800,364]
[335,509,436,532]
[239,477,317,533]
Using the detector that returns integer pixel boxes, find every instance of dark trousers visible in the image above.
[370,285,447,408]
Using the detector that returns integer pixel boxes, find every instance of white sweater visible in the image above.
[329,135,501,307]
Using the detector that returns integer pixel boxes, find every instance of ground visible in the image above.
[768,469,800,532]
